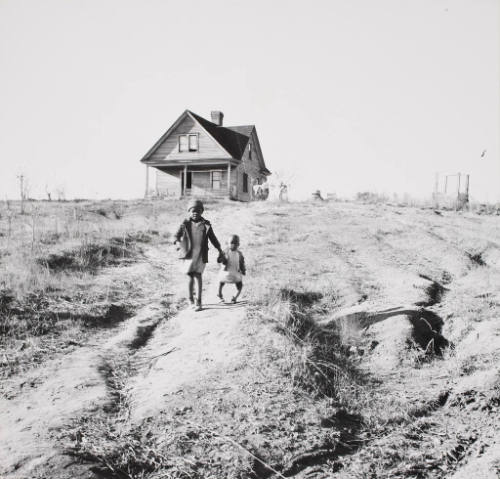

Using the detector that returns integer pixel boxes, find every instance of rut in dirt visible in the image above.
[95,302,174,414]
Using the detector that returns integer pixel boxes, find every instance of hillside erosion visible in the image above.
[0,199,499,479]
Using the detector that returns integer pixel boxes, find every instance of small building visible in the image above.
[140,110,271,201]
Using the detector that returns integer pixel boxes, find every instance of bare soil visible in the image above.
[1,200,499,479]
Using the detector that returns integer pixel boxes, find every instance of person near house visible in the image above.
[217,234,246,303]
[252,180,263,200]
[174,199,223,311]
[279,182,288,201]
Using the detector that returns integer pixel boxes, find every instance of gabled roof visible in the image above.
[141,110,269,176]
[189,111,251,160]
[226,125,255,137]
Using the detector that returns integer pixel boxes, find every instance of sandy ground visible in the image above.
[129,294,248,423]
[1,200,499,478]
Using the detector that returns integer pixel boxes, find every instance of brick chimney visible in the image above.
[211,111,224,126]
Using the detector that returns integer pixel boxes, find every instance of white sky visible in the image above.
[0,0,498,201]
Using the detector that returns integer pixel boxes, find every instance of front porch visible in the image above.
[179,164,234,198]
[146,161,238,199]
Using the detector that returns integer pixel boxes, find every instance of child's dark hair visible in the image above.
[229,234,240,245]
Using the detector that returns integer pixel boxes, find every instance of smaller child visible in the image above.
[217,235,246,303]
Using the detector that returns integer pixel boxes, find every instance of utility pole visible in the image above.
[17,174,25,214]
[434,172,439,208]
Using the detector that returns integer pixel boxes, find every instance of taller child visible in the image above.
[174,199,223,311]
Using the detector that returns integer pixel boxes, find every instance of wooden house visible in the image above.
[140,110,270,201]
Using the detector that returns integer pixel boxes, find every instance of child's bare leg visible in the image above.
[218,282,224,301]
[188,274,195,303]
[232,282,243,302]
[194,273,203,309]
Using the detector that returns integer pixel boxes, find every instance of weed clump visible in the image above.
[0,290,57,338]
[66,413,236,479]
[466,250,486,266]
[0,290,131,340]
[39,238,141,273]
[255,287,357,398]
[0,287,132,377]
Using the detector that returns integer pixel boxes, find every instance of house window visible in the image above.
[189,134,198,151]
[212,171,222,190]
[178,134,198,152]
[179,135,188,152]
[243,173,248,193]
[248,143,252,160]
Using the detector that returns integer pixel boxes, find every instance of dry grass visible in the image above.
[0,199,178,295]
[0,198,188,378]
[5,198,500,478]
[249,286,359,399]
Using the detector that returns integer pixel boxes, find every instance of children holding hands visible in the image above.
[174,199,223,311]
[174,199,246,310]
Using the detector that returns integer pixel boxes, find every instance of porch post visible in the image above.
[183,165,187,196]
[145,166,150,198]
[227,162,231,196]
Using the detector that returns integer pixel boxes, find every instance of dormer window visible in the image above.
[179,134,198,152]
[248,143,252,160]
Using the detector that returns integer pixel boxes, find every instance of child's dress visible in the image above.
[184,221,206,274]
[218,250,243,283]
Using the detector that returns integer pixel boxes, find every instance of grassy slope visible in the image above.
[1,199,499,478]
[0,199,186,378]
[244,201,500,478]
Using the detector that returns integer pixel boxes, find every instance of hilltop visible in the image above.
[0,198,499,479]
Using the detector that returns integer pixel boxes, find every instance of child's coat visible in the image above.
[174,218,221,263]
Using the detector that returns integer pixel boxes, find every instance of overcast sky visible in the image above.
[0,0,498,201]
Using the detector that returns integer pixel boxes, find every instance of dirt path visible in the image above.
[128,203,261,422]
[0,201,257,479]
[130,294,249,423]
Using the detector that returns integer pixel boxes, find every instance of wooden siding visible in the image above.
[233,132,267,201]
[191,170,228,189]
[148,115,232,163]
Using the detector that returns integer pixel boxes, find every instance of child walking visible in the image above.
[174,199,223,311]
[217,234,246,303]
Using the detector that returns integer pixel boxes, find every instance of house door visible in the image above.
[181,171,192,193]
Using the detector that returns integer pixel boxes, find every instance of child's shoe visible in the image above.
[194,301,203,312]
[188,297,195,307]
[217,294,225,303]
[231,296,237,304]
